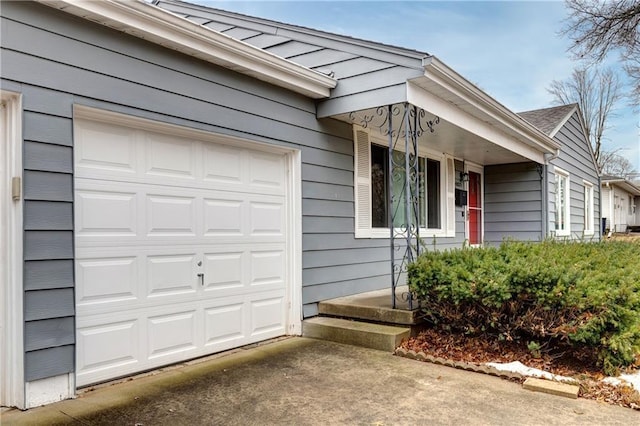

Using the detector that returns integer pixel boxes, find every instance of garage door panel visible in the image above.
[203,198,243,236]
[203,251,244,290]
[250,296,286,337]
[250,250,285,287]
[147,254,198,298]
[147,310,198,360]
[75,120,137,175]
[248,151,285,192]
[203,142,243,184]
[144,131,198,180]
[75,116,293,387]
[204,303,245,347]
[76,256,138,306]
[250,201,285,236]
[146,194,197,236]
[76,318,140,380]
[76,189,137,237]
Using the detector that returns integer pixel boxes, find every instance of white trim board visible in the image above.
[0,91,24,409]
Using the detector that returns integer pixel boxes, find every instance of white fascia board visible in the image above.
[420,56,560,157]
[36,0,336,99]
[406,81,545,164]
[603,179,640,196]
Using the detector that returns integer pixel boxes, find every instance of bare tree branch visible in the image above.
[563,0,640,106]
[599,149,637,175]
[548,67,623,168]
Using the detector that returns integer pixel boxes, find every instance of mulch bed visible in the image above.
[399,327,640,410]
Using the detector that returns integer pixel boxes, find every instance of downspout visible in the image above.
[542,150,560,238]
[598,175,603,239]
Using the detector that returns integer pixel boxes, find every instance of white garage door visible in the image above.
[74,109,296,386]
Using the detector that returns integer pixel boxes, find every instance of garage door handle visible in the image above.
[197,273,204,286]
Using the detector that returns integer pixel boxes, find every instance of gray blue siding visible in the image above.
[484,162,544,245]
[549,112,601,240]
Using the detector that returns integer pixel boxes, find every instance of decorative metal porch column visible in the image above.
[350,103,439,309]
[387,103,420,309]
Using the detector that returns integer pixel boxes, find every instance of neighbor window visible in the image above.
[354,126,454,238]
[583,181,594,235]
[554,168,570,236]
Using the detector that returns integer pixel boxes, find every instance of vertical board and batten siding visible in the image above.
[0,1,398,382]
[484,162,543,245]
[549,112,601,240]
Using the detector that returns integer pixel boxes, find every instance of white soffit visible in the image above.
[36,0,337,99]
[412,56,560,163]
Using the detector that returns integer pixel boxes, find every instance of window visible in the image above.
[554,168,570,236]
[630,195,634,216]
[354,126,454,238]
[370,145,442,229]
[583,181,594,235]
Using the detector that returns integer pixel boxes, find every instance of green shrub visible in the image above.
[407,240,640,375]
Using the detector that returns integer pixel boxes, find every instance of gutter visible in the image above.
[36,0,337,99]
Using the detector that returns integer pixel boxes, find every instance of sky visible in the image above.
[201,0,639,172]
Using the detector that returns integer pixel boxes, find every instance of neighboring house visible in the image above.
[0,0,598,408]
[601,176,640,232]
[518,105,601,240]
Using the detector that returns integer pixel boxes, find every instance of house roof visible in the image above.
[517,104,578,138]
[37,0,337,98]
[602,174,622,180]
[154,0,429,78]
[41,0,561,163]
[156,0,560,162]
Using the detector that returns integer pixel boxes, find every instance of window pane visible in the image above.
[371,144,388,228]
[584,187,590,230]
[391,150,406,228]
[555,174,566,231]
[418,158,426,227]
[426,159,441,229]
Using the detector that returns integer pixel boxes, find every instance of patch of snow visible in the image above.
[486,361,577,383]
[604,371,640,392]
[602,377,623,386]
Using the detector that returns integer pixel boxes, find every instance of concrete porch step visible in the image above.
[302,317,410,352]
[318,287,421,326]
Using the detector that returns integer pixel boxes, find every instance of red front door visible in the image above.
[468,171,482,245]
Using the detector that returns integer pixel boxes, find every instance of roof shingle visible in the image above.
[517,104,577,136]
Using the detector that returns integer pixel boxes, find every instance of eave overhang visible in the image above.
[603,179,640,196]
[36,0,337,99]
[410,56,560,164]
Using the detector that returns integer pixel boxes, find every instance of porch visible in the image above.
[318,57,560,312]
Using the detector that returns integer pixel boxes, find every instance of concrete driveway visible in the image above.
[2,337,637,425]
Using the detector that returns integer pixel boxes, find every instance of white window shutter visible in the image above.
[446,157,455,237]
[353,126,372,238]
